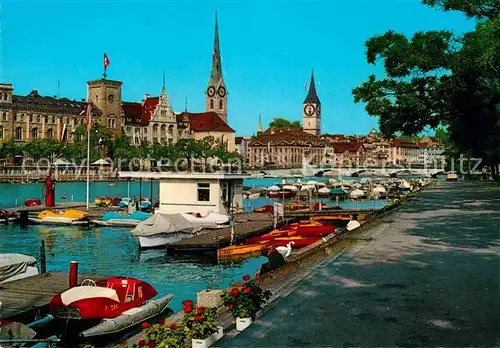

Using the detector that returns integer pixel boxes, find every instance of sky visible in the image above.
[1,0,476,136]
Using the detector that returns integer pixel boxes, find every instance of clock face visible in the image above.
[108,94,114,104]
[207,86,216,97]
[218,86,226,98]
[304,104,315,116]
[316,104,321,116]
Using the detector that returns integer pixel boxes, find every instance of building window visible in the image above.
[210,99,214,109]
[47,128,53,139]
[126,127,132,134]
[153,124,158,136]
[15,127,22,140]
[36,115,40,123]
[31,128,38,139]
[0,126,3,139]
[219,100,223,110]
[4,93,7,100]
[168,125,174,136]
[2,112,6,121]
[29,115,33,122]
[51,117,55,124]
[44,116,48,124]
[161,124,166,136]
[197,183,210,202]
[74,118,78,126]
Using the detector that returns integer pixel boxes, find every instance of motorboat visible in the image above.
[0,253,39,284]
[131,214,207,249]
[119,197,132,208]
[49,277,173,338]
[267,190,296,199]
[29,209,89,225]
[285,202,310,212]
[217,241,271,259]
[92,211,151,227]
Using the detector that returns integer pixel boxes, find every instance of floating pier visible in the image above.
[0,271,106,321]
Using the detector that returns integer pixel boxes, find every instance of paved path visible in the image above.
[221,181,500,347]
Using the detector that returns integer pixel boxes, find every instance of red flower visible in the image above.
[228,303,234,310]
[138,339,146,347]
[182,300,193,307]
[196,307,205,314]
[170,323,178,329]
[194,315,202,322]
[244,287,251,294]
[141,322,149,328]
[231,288,240,296]
[159,319,165,326]
[147,339,156,347]
[184,306,193,313]
[243,275,251,281]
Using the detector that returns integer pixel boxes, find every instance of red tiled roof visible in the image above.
[177,112,234,132]
[391,139,419,148]
[332,141,365,153]
[123,102,148,126]
[249,127,325,147]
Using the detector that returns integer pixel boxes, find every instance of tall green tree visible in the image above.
[352,0,500,178]
[269,117,301,128]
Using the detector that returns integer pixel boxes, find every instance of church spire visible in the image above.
[257,114,263,135]
[304,69,320,105]
[209,11,223,85]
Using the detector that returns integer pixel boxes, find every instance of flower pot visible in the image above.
[236,317,253,331]
[191,326,223,348]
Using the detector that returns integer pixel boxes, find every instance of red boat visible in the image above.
[254,204,273,213]
[50,277,157,320]
[268,236,323,248]
[24,198,41,206]
[267,190,296,199]
[112,197,122,207]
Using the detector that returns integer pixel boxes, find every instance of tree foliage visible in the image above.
[353,0,500,177]
[269,117,301,128]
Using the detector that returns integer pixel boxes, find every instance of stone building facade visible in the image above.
[0,83,102,143]
[248,127,325,168]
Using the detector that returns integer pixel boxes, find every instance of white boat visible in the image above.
[0,254,39,284]
[132,213,214,249]
[181,212,229,226]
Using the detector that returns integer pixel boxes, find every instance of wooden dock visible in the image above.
[5,202,87,214]
[166,213,295,252]
[0,272,106,321]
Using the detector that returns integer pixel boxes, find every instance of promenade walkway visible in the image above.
[222,181,500,347]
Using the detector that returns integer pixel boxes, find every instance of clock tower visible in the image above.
[302,70,321,136]
[205,11,227,123]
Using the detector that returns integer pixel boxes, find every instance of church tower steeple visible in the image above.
[302,70,321,136]
[205,11,227,123]
[257,114,263,135]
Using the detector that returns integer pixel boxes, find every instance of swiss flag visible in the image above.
[104,53,110,69]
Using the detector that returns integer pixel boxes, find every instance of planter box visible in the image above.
[192,326,223,348]
[236,317,253,331]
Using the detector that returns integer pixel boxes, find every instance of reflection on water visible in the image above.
[0,223,265,311]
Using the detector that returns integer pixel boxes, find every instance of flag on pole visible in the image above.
[60,123,67,142]
[79,103,92,132]
[104,53,110,70]
[304,82,308,91]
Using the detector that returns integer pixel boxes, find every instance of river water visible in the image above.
[0,177,386,311]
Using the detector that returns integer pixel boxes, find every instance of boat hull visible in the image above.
[136,232,194,249]
[80,294,173,338]
[0,265,39,284]
[28,218,89,226]
[92,219,142,227]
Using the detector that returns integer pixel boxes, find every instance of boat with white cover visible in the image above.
[0,253,39,284]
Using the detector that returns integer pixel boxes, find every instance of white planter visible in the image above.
[236,317,253,331]
[192,326,223,348]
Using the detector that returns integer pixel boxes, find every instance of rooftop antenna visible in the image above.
[162,70,165,90]
[185,96,188,112]
[57,80,60,99]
